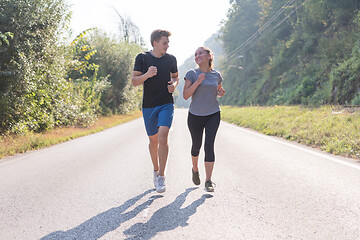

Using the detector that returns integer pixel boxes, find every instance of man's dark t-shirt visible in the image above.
[133,52,178,108]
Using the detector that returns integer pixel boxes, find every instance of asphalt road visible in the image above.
[1,109,360,240]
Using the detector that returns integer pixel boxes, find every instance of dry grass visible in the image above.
[0,111,142,159]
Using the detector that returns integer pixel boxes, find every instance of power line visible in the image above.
[246,1,305,51]
[257,4,301,43]
[225,0,295,60]
[225,0,302,62]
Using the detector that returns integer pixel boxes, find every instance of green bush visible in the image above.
[88,31,143,114]
[0,0,110,134]
[330,13,360,105]
[0,0,74,133]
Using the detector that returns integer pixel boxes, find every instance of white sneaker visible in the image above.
[156,175,166,193]
[153,170,158,187]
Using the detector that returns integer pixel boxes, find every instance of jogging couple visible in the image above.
[132,29,225,193]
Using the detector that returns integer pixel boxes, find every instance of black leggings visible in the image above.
[187,111,220,162]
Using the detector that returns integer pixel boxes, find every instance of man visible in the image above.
[132,29,179,193]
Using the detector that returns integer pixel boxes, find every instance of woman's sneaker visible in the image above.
[156,175,166,193]
[204,180,215,192]
[192,169,200,185]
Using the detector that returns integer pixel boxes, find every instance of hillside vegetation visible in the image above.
[219,0,360,106]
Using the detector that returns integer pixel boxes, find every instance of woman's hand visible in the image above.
[217,87,225,97]
[197,73,205,84]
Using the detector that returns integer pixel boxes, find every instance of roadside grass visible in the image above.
[221,105,360,160]
[3,106,359,161]
[0,111,142,159]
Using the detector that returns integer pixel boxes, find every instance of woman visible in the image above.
[183,46,225,192]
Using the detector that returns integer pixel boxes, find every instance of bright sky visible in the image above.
[68,0,230,65]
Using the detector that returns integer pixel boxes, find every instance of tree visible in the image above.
[0,0,107,133]
[0,0,75,133]
[112,8,144,45]
[87,30,143,114]
[219,0,360,106]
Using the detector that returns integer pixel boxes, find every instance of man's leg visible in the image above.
[156,103,174,177]
[157,126,169,176]
[142,106,161,184]
[148,133,159,172]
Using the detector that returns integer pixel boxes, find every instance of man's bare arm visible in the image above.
[132,66,157,87]
[168,72,179,93]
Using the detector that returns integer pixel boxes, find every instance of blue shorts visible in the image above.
[142,103,174,136]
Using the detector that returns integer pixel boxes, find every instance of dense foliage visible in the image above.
[87,31,143,115]
[219,0,360,106]
[68,30,143,115]
[0,0,142,134]
[0,0,80,133]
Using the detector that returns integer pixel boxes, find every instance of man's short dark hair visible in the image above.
[150,29,171,47]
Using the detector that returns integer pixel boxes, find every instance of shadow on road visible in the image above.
[41,187,212,240]
[123,187,213,240]
[40,189,161,240]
